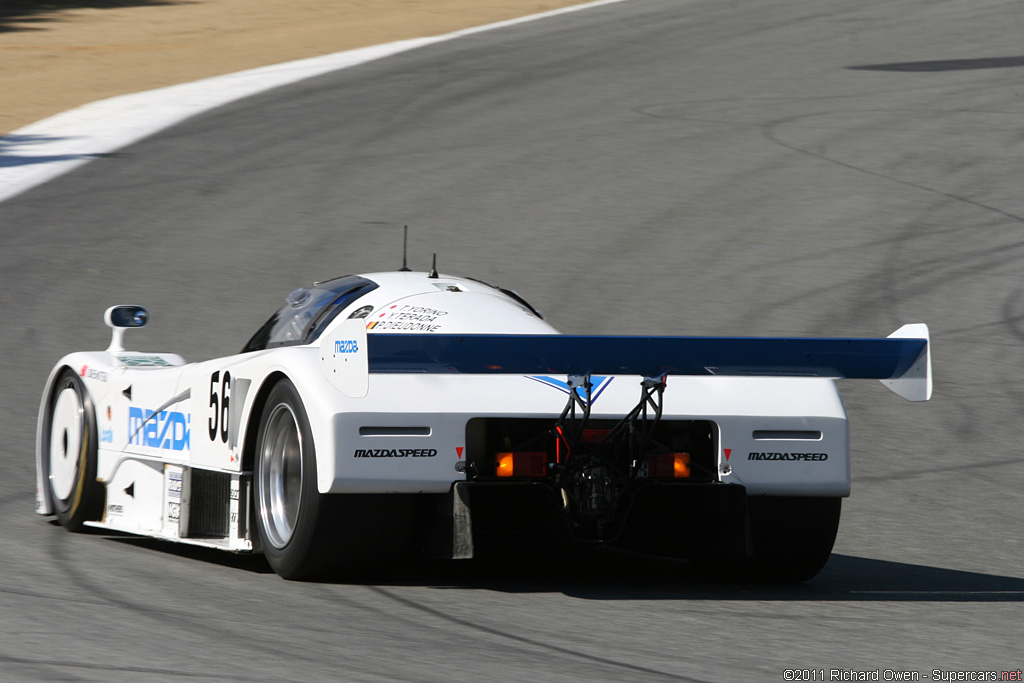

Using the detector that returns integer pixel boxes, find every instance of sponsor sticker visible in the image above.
[354,448,437,458]
[129,407,190,451]
[80,365,109,382]
[748,452,829,462]
[166,469,183,523]
[334,339,359,353]
[167,470,182,500]
[117,355,173,367]
[527,375,614,405]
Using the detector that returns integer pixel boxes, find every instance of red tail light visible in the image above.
[581,429,611,444]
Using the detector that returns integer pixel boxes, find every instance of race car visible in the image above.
[36,268,932,581]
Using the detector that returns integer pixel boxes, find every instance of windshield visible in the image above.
[241,275,378,352]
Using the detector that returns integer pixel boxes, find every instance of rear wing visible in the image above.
[322,322,931,401]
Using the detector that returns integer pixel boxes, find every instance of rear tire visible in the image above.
[253,379,423,580]
[44,369,104,530]
[254,379,328,580]
[693,496,841,583]
[746,496,841,582]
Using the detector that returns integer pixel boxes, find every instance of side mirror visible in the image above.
[105,305,149,329]
[104,305,149,352]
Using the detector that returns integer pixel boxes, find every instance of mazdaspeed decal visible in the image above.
[354,448,437,458]
[527,375,613,404]
[748,452,829,461]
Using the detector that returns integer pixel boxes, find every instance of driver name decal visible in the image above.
[366,305,448,332]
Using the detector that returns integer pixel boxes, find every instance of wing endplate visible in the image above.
[879,323,932,401]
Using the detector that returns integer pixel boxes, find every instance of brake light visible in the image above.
[641,452,690,478]
[496,452,548,477]
[673,452,690,478]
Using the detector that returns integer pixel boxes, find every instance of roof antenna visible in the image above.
[428,253,439,279]
[398,225,411,272]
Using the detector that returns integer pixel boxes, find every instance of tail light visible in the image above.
[496,452,548,478]
[581,429,610,444]
[640,452,690,479]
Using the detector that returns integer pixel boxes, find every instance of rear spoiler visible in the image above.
[323,322,932,401]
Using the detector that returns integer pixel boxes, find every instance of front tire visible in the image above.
[254,379,327,579]
[44,369,104,530]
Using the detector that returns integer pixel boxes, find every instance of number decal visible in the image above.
[220,371,231,443]
[209,371,220,440]
[208,371,231,443]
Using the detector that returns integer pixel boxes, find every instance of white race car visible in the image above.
[36,269,931,581]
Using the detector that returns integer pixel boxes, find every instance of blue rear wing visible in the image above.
[365,323,932,401]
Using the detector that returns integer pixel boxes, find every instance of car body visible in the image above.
[36,270,932,580]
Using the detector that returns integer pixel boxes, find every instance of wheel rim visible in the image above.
[49,385,84,503]
[258,402,303,549]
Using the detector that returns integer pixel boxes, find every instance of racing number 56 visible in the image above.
[209,371,231,443]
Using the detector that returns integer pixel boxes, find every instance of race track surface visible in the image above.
[2,0,1022,680]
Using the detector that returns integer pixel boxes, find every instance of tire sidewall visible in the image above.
[44,369,102,530]
[254,379,324,579]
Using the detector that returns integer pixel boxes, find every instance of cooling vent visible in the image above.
[188,469,230,538]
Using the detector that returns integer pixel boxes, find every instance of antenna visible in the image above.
[399,225,411,272]
[428,253,439,279]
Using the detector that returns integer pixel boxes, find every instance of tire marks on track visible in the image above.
[367,585,712,682]
[760,111,1024,227]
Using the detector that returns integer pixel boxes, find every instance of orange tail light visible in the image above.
[496,452,548,477]
[642,452,690,478]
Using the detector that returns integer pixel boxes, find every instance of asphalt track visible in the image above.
[2,0,1023,680]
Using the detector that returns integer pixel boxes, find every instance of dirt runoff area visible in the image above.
[0,0,591,136]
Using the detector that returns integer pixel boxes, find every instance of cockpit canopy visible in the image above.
[241,275,378,352]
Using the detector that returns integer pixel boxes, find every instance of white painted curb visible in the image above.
[0,0,628,204]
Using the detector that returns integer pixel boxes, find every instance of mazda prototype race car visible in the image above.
[36,270,932,581]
